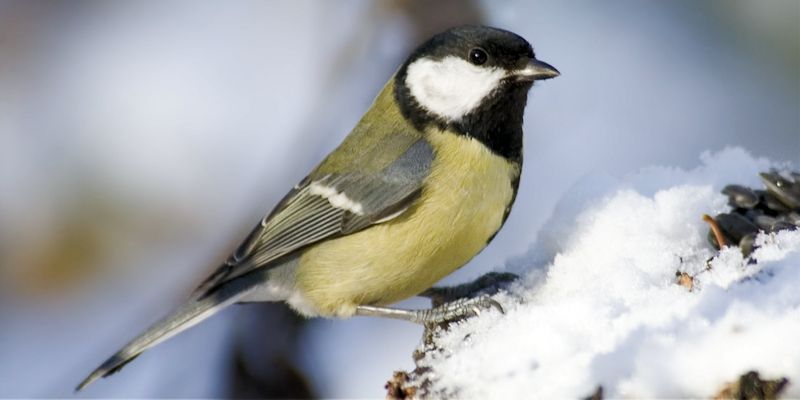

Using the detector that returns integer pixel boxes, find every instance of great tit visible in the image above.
[77,25,558,391]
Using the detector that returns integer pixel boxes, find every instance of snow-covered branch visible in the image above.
[387,149,799,399]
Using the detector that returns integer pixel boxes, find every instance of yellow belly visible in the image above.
[295,131,519,317]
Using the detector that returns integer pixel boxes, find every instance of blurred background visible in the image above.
[0,0,797,397]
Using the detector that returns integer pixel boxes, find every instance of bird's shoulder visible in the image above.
[311,79,423,177]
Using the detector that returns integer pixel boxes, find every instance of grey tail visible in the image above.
[75,270,264,392]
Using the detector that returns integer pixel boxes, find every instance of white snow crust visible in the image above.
[416,148,800,399]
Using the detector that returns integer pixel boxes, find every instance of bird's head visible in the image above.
[396,25,559,125]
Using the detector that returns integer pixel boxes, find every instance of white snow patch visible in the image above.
[415,148,800,399]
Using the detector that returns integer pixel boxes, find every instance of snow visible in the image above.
[415,148,800,399]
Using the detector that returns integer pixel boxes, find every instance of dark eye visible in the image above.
[468,48,488,65]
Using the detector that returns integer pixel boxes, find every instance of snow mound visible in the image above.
[416,148,800,399]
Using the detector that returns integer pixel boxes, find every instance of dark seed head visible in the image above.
[770,220,797,233]
[750,213,777,231]
[739,233,757,258]
[760,171,800,210]
[722,184,759,209]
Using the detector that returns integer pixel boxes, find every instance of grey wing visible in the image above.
[192,138,433,298]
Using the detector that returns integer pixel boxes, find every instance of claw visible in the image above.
[487,298,505,314]
[415,295,504,325]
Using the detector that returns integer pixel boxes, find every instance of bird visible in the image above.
[76,25,559,391]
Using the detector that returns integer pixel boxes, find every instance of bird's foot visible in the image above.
[356,295,504,326]
[419,272,519,306]
[356,272,517,326]
[415,295,504,324]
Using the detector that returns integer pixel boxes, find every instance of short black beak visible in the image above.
[515,58,560,81]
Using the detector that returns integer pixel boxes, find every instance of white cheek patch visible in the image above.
[405,56,505,121]
[309,181,364,215]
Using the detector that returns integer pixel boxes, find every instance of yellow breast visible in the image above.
[295,130,519,317]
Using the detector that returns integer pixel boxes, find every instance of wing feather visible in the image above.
[191,137,434,298]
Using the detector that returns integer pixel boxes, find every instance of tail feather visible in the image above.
[76,271,262,392]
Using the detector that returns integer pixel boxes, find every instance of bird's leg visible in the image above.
[356,272,518,325]
[355,295,503,325]
[418,272,519,307]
